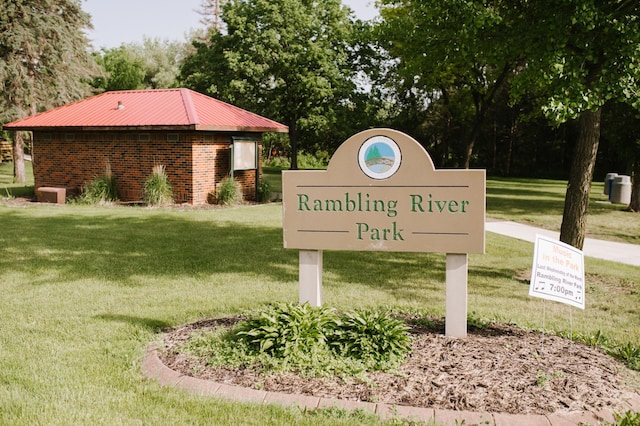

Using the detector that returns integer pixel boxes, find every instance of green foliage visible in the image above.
[610,342,640,371]
[609,411,640,426]
[234,303,340,357]
[562,330,640,372]
[263,151,329,170]
[297,151,330,169]
[0,194,639,423]
[179,0,356,167]
[78,161,118,204]
[93,38,187,91]
[256,179,271,202]
[93,46,146,91]
[264,156,291,169]
[143,164,173,206]
[572,329,610,348]
[331,309,411,368]
[185,303,413,377]
[79,176,118,205]
[0,0,101,124]
[214,176,242,205]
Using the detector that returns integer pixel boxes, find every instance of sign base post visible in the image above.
[445,253,468,338]
[299,250,323,307]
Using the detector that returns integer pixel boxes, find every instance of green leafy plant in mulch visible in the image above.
[607,410,640,426]
[78,160,118,204]
[143,164,173,206]
[182,303,412,378]
[565,330,640,372]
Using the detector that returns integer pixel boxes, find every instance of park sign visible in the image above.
[282,128,485,254]
[282,129,485,338]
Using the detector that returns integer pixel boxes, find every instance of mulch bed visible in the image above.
[159,317,640,415]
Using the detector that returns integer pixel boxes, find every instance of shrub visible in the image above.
[143,164,173,206]
[263,156,290,169]
[234,303,340,357]
[215,176,242,205]
[263,151,330,170]
[257,179,271,202]
[79,161,117,204]
[297,151,330,169]
[331,309,412,369]
[183,303,413,377]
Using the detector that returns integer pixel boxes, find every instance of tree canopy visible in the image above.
[180,0,357,169]
[93,38,189,91]
[0,0,100,182]
[377,0,640,248]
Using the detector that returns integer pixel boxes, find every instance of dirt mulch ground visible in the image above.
[159,317,640,416]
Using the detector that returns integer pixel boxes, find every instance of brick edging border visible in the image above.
[142,343,640,425]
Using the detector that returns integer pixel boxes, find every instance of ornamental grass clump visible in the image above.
[143,164,173,206]
[215,176,242,205]
[79,160,118,204]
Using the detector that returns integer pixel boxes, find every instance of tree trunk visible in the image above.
[462,131,477,169]
[289,122,299,170]
[559,108,602,249]
[629,157,640,212]
[12,132,26,184]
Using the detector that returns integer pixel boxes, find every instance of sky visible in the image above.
[82,0,379,50]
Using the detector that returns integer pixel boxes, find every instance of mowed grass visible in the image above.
[0,160,34,197]
[0,165,639,424]
[487,177,639,244]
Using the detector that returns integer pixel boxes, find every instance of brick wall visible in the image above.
[32,130,263,204]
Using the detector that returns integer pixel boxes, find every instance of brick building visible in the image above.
[3,89,288,204]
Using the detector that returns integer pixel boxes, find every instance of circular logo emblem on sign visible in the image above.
[358,135,402,180]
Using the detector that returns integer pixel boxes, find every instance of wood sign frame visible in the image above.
[282,129,486,337]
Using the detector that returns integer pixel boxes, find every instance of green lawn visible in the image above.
[0,160,34,197]
[487,177,639,244]
[0,166,639,424]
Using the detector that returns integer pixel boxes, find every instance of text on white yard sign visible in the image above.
[529,234,585,309]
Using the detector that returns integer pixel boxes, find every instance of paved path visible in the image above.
[486,220,640,267]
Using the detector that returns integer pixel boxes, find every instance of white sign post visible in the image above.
[529,235,585,309]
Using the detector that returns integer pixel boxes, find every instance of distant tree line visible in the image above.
[1,0,639,247]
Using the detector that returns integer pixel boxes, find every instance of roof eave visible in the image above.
[195,125,289,133]
[4,125,289,133]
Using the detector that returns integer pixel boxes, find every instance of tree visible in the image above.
[377,0,640,249]
[0,0,100,182]
[197,0,226,32]
[509,0,640,248]
[600,101,640,212]
[180,0,356,169]
[93,46,146,91]
[377,0,518,169]
[93,38,187,91]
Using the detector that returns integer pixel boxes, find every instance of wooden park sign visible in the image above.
[282,129,485,337]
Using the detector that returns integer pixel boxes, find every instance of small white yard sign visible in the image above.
[529,235,585,309]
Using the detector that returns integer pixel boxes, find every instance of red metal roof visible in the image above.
[3,88,288,133]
